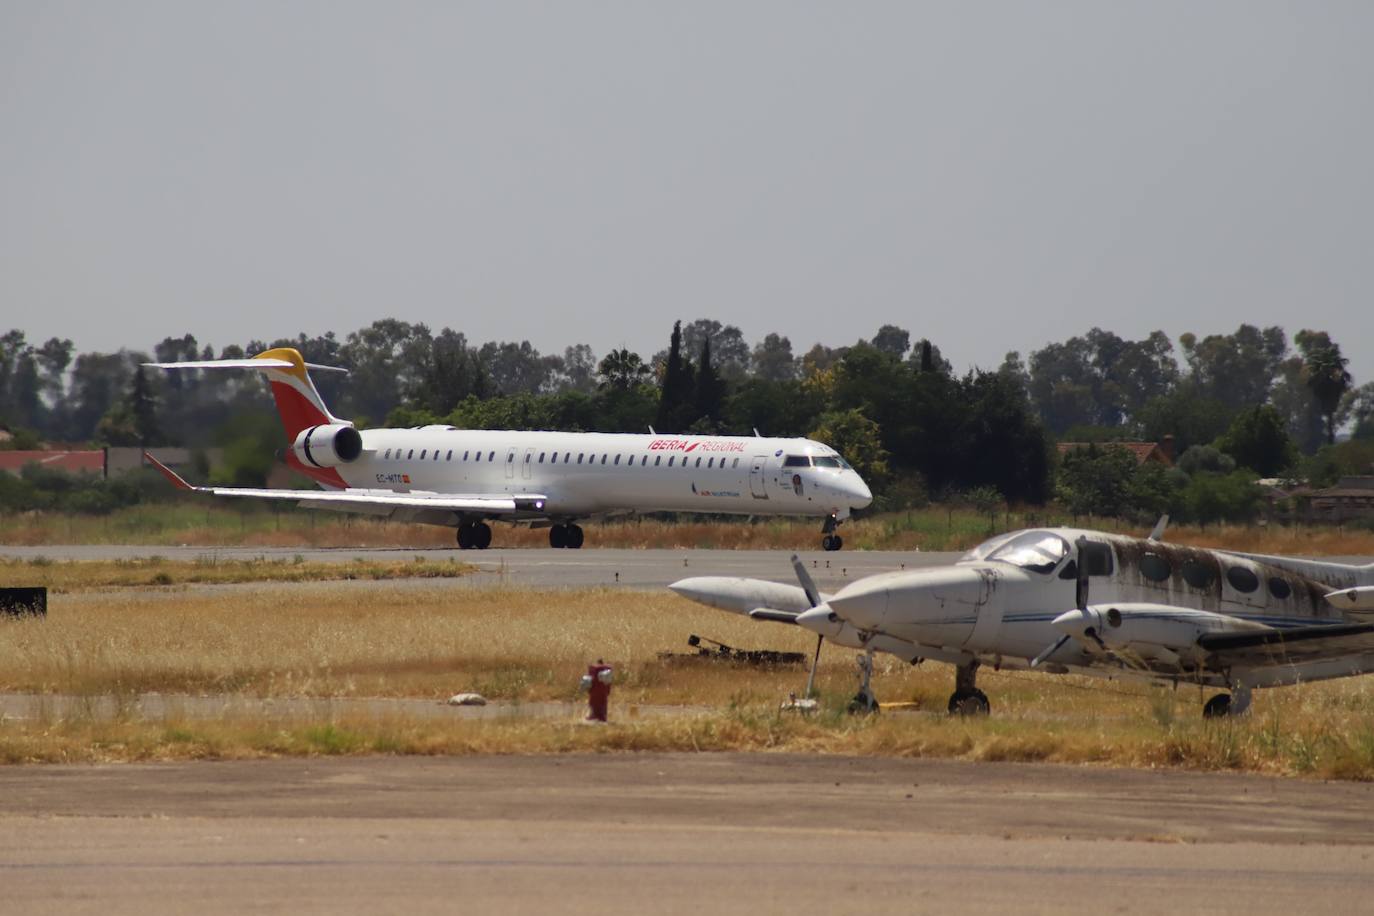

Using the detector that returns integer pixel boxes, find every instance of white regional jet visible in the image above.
[144,348,872,549]
[671,527,1374,717]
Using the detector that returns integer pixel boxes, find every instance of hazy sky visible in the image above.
[3,2,1372,383]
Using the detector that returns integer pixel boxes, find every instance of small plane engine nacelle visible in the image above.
[1052,603,1269,664]
[291,424,363,468]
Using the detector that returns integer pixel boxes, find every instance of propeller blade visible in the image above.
[790,553,821,608]
[1075,536,1090,611]
[803,632,824,697]
[1030,634,1071,668]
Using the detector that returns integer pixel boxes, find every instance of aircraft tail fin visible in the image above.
[144,348,349,439]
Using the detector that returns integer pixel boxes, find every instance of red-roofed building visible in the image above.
[0,450,106,477]
[1056,436,1175,468]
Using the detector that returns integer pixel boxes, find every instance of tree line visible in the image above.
[0,320,1369,523]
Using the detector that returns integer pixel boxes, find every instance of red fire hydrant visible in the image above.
[581,659,613,722]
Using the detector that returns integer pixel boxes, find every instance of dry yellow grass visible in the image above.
[2,581,1374,776]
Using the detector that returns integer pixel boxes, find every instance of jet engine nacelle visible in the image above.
[291,424,363,468]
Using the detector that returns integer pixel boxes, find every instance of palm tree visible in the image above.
[597,348,651,391]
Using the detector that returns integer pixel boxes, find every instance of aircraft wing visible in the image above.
[1198,623,1374,667]
[144,452,547,517]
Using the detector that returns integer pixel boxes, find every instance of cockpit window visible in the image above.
[813,456,841,468]
[960,531,1019,563]
[982,531,1071,574]
[782,455,812,467]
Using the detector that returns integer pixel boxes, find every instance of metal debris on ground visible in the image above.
[657,634,807,667]
[446,693,488,706]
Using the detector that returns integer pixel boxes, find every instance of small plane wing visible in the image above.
[1199,622,1374,667]
[143,452,546,516]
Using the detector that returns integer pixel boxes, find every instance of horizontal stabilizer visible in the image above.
[144,359,348,373]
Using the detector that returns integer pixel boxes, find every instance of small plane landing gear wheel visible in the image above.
[549,525,568,549]
[1203,693,1232,718]
[457,523,475,550]
[474,522,492,549]
[567,524,585,549]
[846,648,877,714]
[822,534,842,551]
[948,688,991,716]
[848,691,879,715]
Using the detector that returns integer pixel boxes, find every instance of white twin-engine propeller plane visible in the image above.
[670,526,1374,717]
[143,348,872,549]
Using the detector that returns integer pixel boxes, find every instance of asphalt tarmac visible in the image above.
[0,545,957,590]
[3,753,1372,915]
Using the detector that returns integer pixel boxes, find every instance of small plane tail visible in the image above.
[143,348,349,439]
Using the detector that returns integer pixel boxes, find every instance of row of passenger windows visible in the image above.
[1138,552,1292,598]
[379,446,743,471]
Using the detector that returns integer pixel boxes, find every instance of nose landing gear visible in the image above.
[820,513,845,551]
[848,648,879,714]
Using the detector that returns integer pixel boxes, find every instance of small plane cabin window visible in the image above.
[1268,577,1292,600]
[577,454,584,464]
[641,456,648,466]
[446,450,452,461]
[614,455,620,465]
[1225,566,1259,593]
[732,458,739,468]
[655,456,661,466]
[507,453,514,463]
[695,457,702,467]
[524,453,531,463]
[782,455,811,467]
[1181,559,1215,590]
[707,457,714,468]
[434,451,440,461]
[668,456,675,467]
[462,450,469,461]
[539,452,546,463]
[488,451,495,461]
[564,452,571,463]
[551,453,558,464]
[384,449,391,459]
[1139,553,1171,582]
[601,455,607,464]
[407,449,414,460]
[420,450,426,459]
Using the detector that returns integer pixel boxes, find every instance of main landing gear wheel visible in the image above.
[948,688,991,716]
[1202,694,1231,718]
[549,524,585,549]
[946,660,988,716]
[1203,684,1252,718]
[821,534,843,551]
[457,522,492,550]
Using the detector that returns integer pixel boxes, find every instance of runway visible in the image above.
[3,753,1372,914]
[0,545,957,590]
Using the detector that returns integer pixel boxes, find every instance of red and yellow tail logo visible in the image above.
[253,348,344,439]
